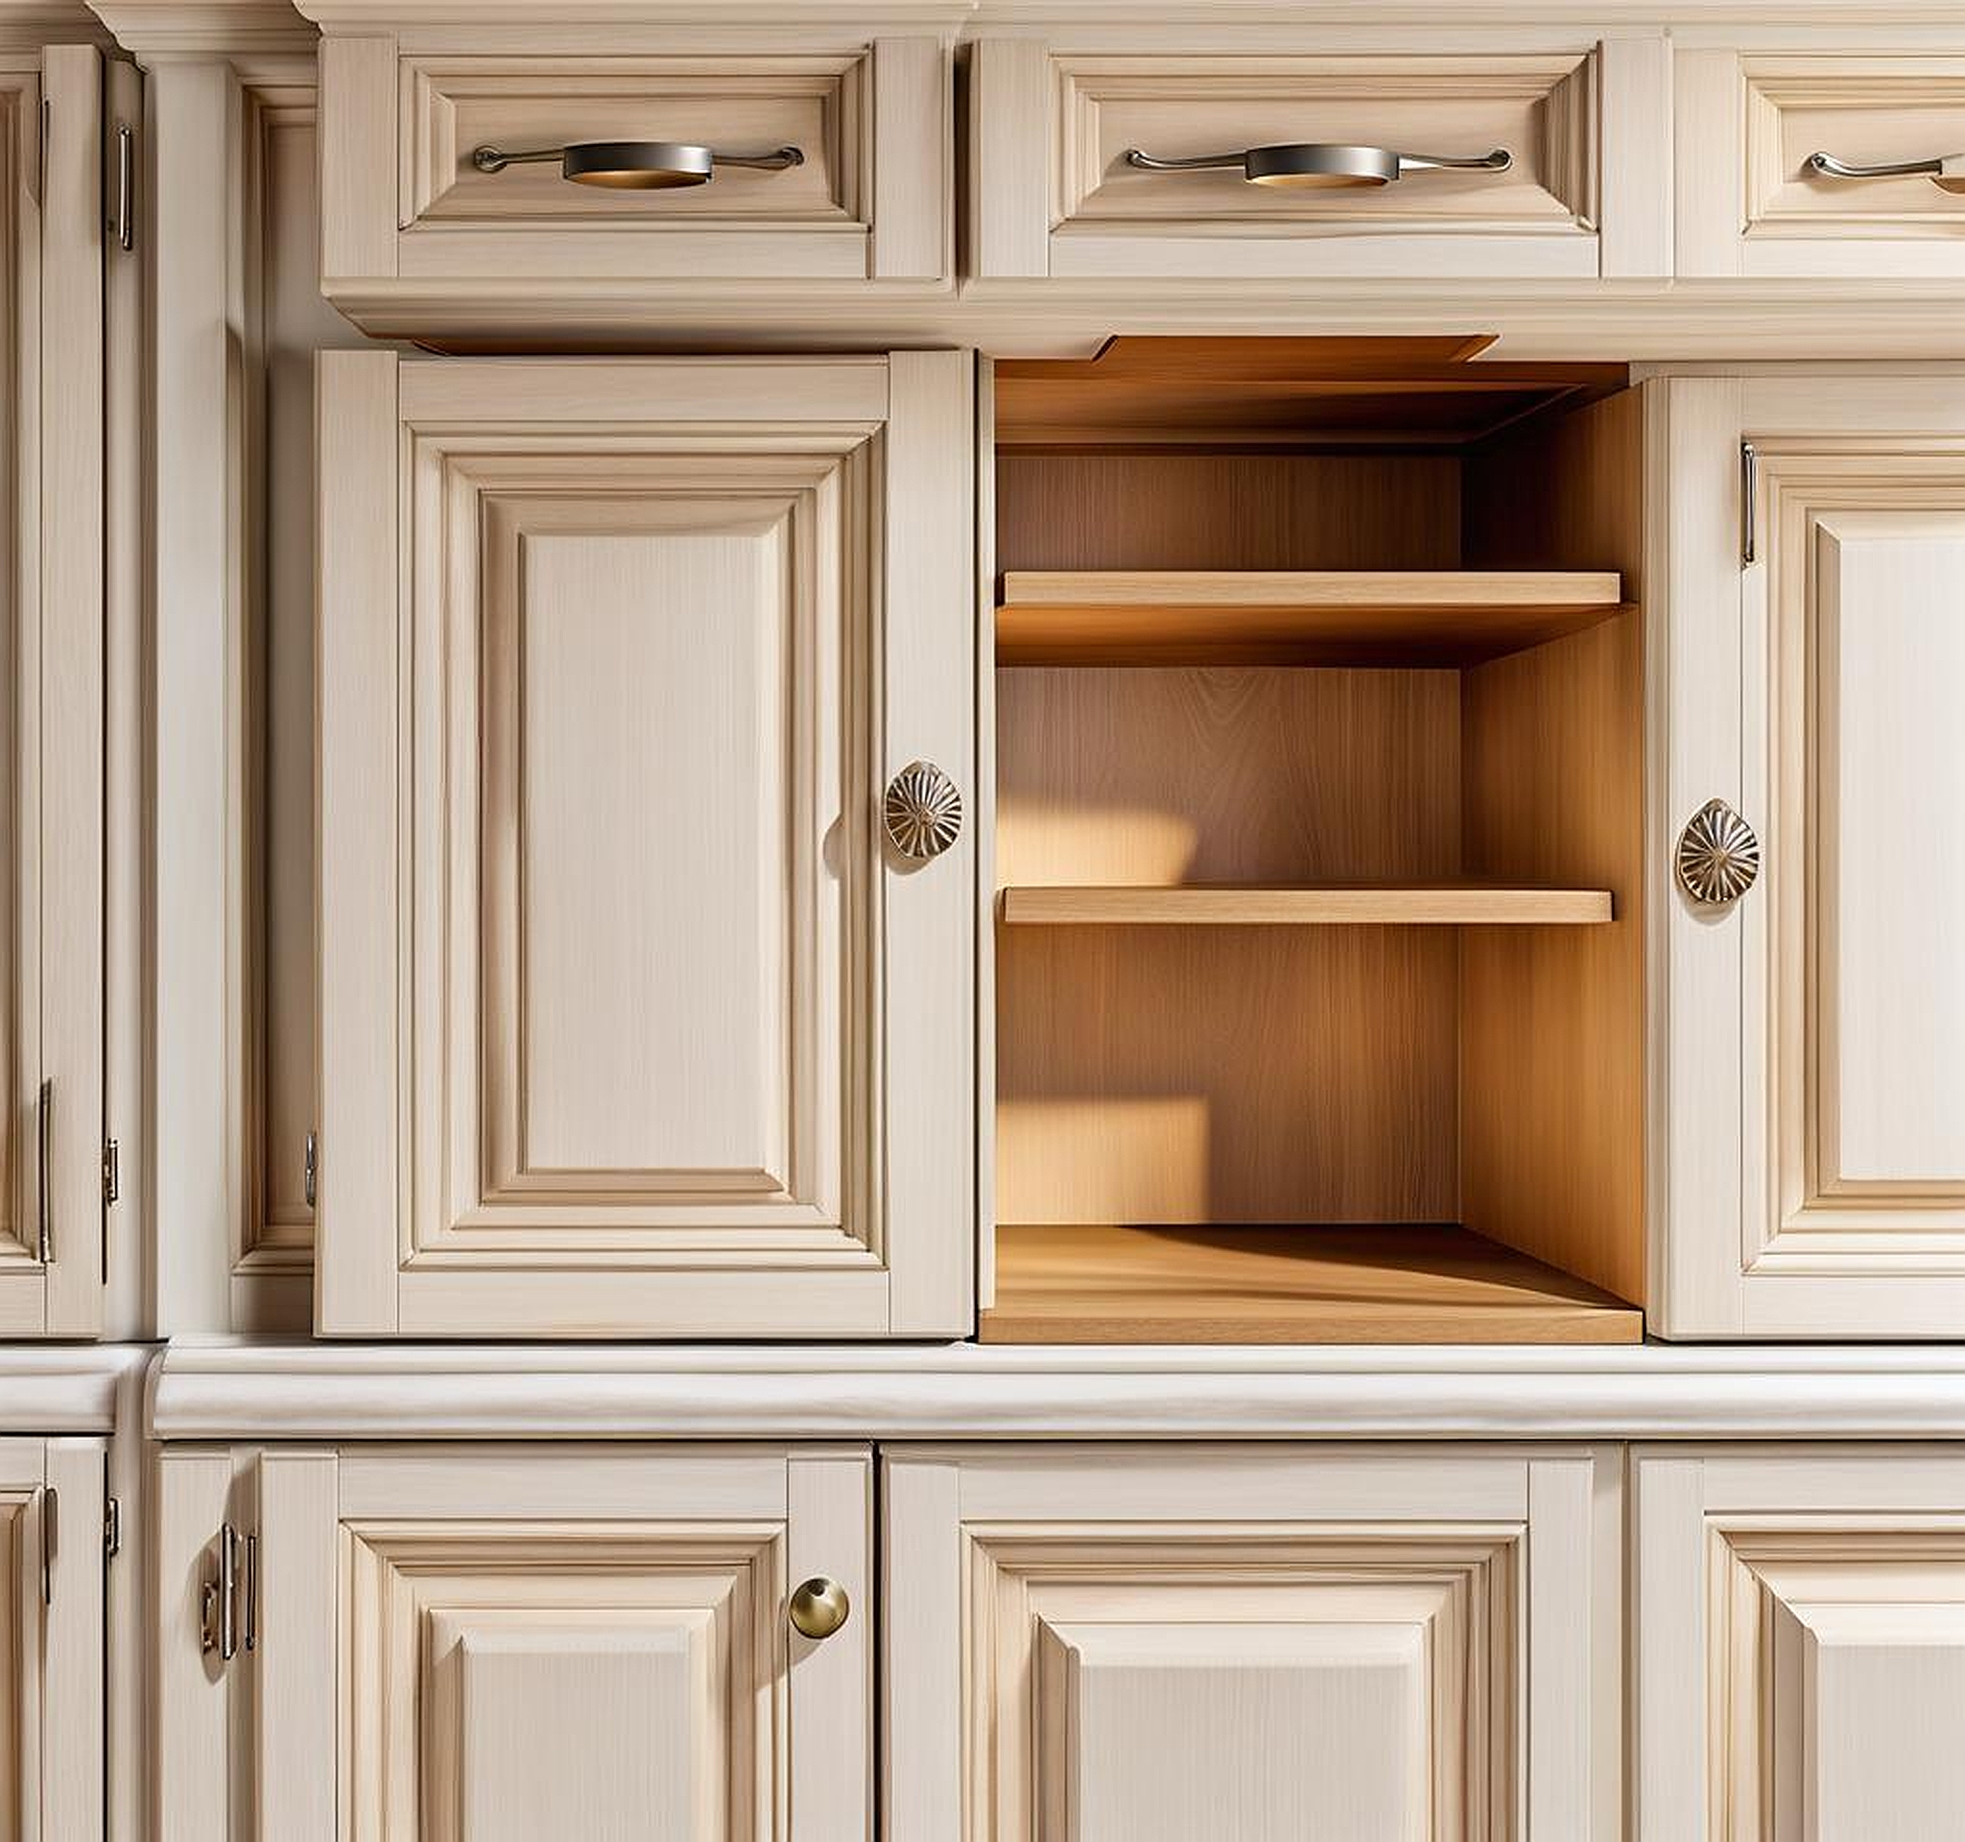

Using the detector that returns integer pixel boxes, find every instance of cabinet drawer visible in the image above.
[1679,52,1965,276]
[886,1443,1621,1840]
[310,24,952,330]
[972,38,1672,282]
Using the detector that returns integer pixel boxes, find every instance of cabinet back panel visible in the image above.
[997,454,1460,574]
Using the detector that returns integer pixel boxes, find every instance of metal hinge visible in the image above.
[304,1129,317,1211]
[200,1523,257,1663]
[1740,440,1759,566]
[102,1137,119,1206]
[40,1486,56,1604]
[103,1494,120,1561]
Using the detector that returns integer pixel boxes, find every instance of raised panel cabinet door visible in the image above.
[1656,376,1965,1336]
[316,350,974,1337]
[156,1443,873,1842]
[1635,1445,1965,1842]
[0,48,109,1339]
[884,1444,1622,1842]
[0,1436,105,1842]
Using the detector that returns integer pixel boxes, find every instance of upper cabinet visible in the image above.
[315,350,975,1338]
[0,46,135,1338]
[296,2,956,338]
[1678,49,1965,278]
[968,29,1673,284]
[1656,375,1965,1337]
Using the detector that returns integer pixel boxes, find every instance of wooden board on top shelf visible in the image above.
[1000,883,1613,926]
[997,569,1625,665]
[980,1222,1644,1345]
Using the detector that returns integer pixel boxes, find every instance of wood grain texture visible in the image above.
[980,1223,1643,1344]
[1000,884,1611,925]
[1461,387,1647,1307]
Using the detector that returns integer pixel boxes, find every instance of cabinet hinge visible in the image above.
[102,1137,119,1206]
[40,1485,56,1604]
[200,1523,257,1663]
[103,1494,120,1561]
[1740,440,1759,566]
[304,1129,317,1211]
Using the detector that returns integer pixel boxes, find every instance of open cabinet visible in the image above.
[983,338,1647,1344]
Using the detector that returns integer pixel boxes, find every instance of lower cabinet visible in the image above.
[153,1442,873,1841]
[1636,1444,1965,1842]
[883,1444,1623,1841]
[0,1436,105,1841]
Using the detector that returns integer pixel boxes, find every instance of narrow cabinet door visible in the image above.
[886,1443,1622,1841]
[157,1442,873,1841]
[317,351,975,1337]
[0,48,109,1338]
[1657,376,1965,1336]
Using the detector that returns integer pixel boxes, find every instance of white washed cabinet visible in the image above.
[155,1441,872,1841]
[1636,1444,1965,1841]
[316,351,974,1338]
[1657,376,1965,1336]
[884,1443,1622,1840]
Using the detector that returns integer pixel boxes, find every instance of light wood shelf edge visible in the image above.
[999,884,1616,926]
[1000,569,1624,611]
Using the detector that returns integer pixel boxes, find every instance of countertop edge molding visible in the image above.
[0,1346,151,1436]
[144,1341,1965,1442]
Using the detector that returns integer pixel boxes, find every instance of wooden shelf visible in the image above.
[980,1223,1644,1346]
[999,884,1614,926]
[997,569,1626,665]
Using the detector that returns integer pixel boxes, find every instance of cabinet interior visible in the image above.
[986,337,1647,1344]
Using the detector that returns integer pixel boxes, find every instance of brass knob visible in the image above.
[1676,797,1761,905]
[884,761,962,861]
[788,1576,850,1640]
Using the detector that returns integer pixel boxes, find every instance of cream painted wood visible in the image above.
[304,15,954,325]
[159,1441,872,1842]
[0,46,108,1338]
[316,350,973,1338]
[884,1443,1620,1841]
[1634,1444,1965,1842]
[1655,375,1965,1336]
[1678,50,1965,278]
[969,30,1672,284]
[0,1436,105,1842]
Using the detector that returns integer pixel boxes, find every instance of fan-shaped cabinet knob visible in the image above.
[1676,798,1761,905]
[884,761,963,861]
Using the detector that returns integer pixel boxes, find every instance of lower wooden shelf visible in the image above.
[999,883,1614,926]
[980,1222,1644,1345]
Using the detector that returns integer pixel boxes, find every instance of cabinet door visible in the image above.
[0,48,110,1338]
[156,1442,872,1842]
[885,1443,1621,1841]
[317,351,974,1337]
[0,1436,105,1842]
[1636,1444,1965,1841]
[1658,376,1965,1335]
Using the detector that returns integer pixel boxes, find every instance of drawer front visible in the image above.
[319,33,950,301]
[1636,1446,1965,1841]
[886,1444,1621,1840]
[973,39,1672,282]
[1679,53,1965,276]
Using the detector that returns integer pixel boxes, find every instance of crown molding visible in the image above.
[291,0,973,28]
[146,1339,1965,1442]
[0,1,111,49]
[83,0,313,56]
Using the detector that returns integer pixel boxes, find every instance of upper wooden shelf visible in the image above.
[996,569,1627,666]
[999,884,1614,927]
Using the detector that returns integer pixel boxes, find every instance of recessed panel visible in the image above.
[1040,1620,1428,1842]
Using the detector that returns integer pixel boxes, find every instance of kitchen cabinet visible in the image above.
[315,349,975,1338]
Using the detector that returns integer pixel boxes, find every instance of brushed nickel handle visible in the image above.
[788,1576,850,1640]
[884,761,963,861]
[1125,142,1510,187]
[202,1523,241,1660]
[1808,149,1965,193]
[35,1078,51,1264]
[1676,798,1761,906]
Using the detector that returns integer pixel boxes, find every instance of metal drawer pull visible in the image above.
[789,1577,850,1640]
[35,1078,50,1264]
[1125,142,1511,189]
[1808,150,1965,194]
[470,139,803,189]
[1676,799,1761,906]
[884,761,963,861]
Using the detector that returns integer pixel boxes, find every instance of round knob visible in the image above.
[1676,797,1761,905]
[884,761,962,861]
[788,1576,850,1640]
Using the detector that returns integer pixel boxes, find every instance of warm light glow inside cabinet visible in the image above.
[314,350,974,1337]
[985,340,1649,1344]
